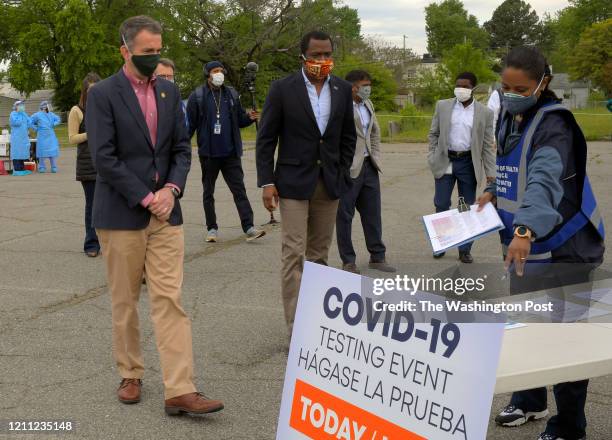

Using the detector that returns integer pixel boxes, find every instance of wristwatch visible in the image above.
[514,225,535,241]
[169,187,180,198]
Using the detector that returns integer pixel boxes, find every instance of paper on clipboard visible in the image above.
[423,202,504,254]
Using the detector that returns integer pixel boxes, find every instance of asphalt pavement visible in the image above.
[1,142,611,439]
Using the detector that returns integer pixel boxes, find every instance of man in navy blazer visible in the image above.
[86,15,223,416]
[256,31,356,337]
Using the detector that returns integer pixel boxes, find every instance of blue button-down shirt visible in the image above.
[302,69,331,135]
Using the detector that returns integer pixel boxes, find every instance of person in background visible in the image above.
[256,30,356,337]
[479,46,604,440]
[68,72,102,258]
[186,60,264,243]
[336,69,395,274]
[487,86,503,141]
[9,100,32,176]
[154,57,176,82]
[154,58,189,129]
[31,101,61,173]
[427,72,495,263]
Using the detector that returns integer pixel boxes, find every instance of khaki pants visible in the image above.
[97,216,196,400]
[279,178,339,333]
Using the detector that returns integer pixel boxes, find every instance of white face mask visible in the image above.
[454,87,472,103]
[211,72,224,87]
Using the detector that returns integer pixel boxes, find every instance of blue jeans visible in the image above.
[81,181,100,253]
[433,154,477,253]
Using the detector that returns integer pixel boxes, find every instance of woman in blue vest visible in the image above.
[478,46,604,440]
[31,101,61,173]
[9,100,33,176]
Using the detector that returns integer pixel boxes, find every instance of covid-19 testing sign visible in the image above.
[276,263,505,440]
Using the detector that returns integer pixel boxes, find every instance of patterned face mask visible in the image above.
[357,85,372,101]
[302,56,334,80]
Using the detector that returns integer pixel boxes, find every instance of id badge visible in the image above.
[214,122,222,135]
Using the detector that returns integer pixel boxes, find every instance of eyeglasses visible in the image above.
[157,74,174,81]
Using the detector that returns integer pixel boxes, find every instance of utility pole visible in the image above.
[403,35,408,61]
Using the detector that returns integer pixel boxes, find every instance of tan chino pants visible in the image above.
[279,178,339,334]
[97,216,197,400]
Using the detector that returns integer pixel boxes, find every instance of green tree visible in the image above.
[416,42,496,106]
[92,0,153,45]
[568,19,612,94]
[483,0,541,55]
[547,0,612,72]
[424,0,488,57]
[356,36,420,88]
[333,55,398,111]
[414,68,449,107]
[0,3,13,61]
[442,42,496,85]
[536,13,558,60]
[3,0,123,110]
[556,0,611,47]
[157,0,363,103]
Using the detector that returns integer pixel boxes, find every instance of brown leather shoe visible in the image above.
[342,262,360,274]
[117,378,142,404]
[164,392,224,416]
[368,260,397,273]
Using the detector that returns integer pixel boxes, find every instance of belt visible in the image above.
[448,150,471,159]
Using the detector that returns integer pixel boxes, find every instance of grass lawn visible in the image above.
[573,108,612,142]
[53,107,610,148]
[378,107,611,143]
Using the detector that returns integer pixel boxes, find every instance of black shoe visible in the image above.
[368,260,396,273]
[538,434,585,440]
[433,252,445,259]
[495,404,548,427]
[459,251,473,264]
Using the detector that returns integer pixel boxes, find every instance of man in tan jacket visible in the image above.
[336,70,395,274]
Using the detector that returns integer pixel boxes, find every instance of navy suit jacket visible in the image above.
[86,68,191,229]
[256,72,356,200]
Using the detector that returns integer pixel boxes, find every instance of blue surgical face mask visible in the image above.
[503,74,545,115]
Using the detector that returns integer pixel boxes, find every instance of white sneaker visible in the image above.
[206,229,218,242]
[495,404,549,427]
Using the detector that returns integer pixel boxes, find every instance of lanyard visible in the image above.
[211,89,222,121]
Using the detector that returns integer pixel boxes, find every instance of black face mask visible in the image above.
[131,54,161,78]
[122,35,161,78]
